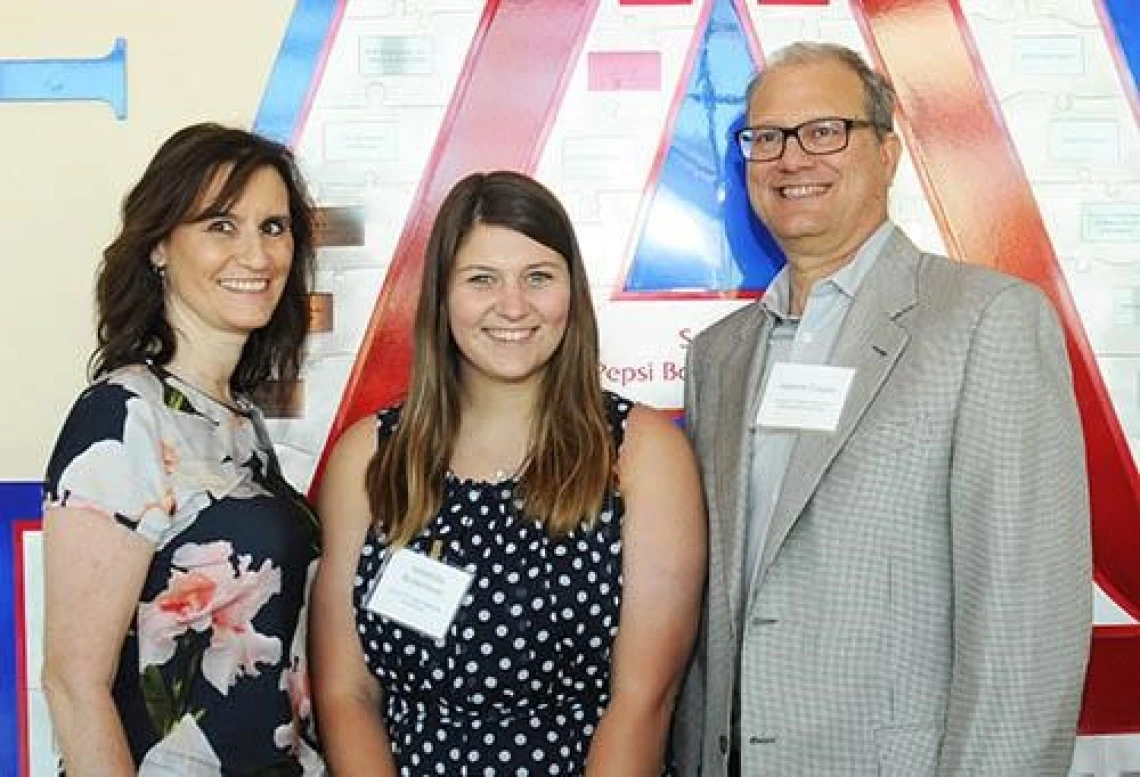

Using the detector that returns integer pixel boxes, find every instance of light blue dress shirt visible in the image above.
[742,222,896,611]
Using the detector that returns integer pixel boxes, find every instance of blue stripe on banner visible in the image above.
[0,482,43,773]
[253,0,341,145]
[1102,0,1140,96]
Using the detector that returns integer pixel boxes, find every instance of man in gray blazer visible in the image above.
[674,41,1091,776]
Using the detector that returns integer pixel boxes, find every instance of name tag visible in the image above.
[364,548,474,641]
[755,363,855,433]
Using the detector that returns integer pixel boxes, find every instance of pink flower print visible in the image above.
[156,489,176,517]
[200,554,282,694]
[275,558,318,756]
[291,665,312,722]
[161,439,179,475]
[138,541,283,696]
[172,540,234,572]
[138,570,220,668]
[273,656,323,771]
[274,656,313,754]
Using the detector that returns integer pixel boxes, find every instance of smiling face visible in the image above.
[152,165,294,353]
[446,222,572,393]
[745,58,901,269]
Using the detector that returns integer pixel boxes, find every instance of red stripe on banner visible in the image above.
[757,0,829,5]
[14,519,38,777]
[619,0,694,6]
[311,0,601,492]
[854,0,1140,733]
[1083,625,1140,734]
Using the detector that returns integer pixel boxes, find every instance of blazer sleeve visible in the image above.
[671,337,709,775]
[939,281,1092,775]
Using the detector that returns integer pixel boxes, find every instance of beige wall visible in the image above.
[0,1,293,479]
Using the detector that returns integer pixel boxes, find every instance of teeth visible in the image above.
[779,185,827,199]
[486,328,533,342]
[219,278,270,292]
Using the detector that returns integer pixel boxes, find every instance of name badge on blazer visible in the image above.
[755,362,855,433]
[364,548,474,641]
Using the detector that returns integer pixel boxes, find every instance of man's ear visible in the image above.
[879,131,903,181]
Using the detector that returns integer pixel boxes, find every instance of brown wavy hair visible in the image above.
[91,123,315,391]
[366,171,614,543]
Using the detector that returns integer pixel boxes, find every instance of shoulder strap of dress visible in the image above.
[603,391,633,451]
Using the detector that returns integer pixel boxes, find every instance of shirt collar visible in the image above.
[760,220,895,320]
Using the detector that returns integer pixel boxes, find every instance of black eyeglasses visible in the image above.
[736,117,884,162]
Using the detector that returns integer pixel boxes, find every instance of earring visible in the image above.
[151,263,166,280]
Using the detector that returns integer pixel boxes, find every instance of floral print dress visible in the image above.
[44,364,323,775]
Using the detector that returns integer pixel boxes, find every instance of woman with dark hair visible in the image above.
[42,123,324,775]
[311,170,705,775]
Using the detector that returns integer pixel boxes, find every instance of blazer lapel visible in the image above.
[713,304,771,631]
[754,233,921,588]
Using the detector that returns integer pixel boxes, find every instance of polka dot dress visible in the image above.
[354,394,670,776]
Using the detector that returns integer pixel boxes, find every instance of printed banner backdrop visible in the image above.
[2,0,1137,773]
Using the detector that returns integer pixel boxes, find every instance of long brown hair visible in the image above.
[91,123,315,391]
[366,171,613,543]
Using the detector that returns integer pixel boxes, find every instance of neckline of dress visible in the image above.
[150,363,251,418]
[446,469,519,488]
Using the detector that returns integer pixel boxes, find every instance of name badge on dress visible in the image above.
[755,362,855,433]
[364,548,474,641]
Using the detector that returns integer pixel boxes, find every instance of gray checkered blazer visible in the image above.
[672,228,1092,776]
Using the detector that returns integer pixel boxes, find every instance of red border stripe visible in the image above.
[1082,625,1140,734]
[14,519,38,777]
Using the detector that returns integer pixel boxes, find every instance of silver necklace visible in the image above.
[161,366,247,416]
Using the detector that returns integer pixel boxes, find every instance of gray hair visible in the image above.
[746,42,897,137]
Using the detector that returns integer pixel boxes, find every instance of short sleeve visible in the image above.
[44,379,173,545]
